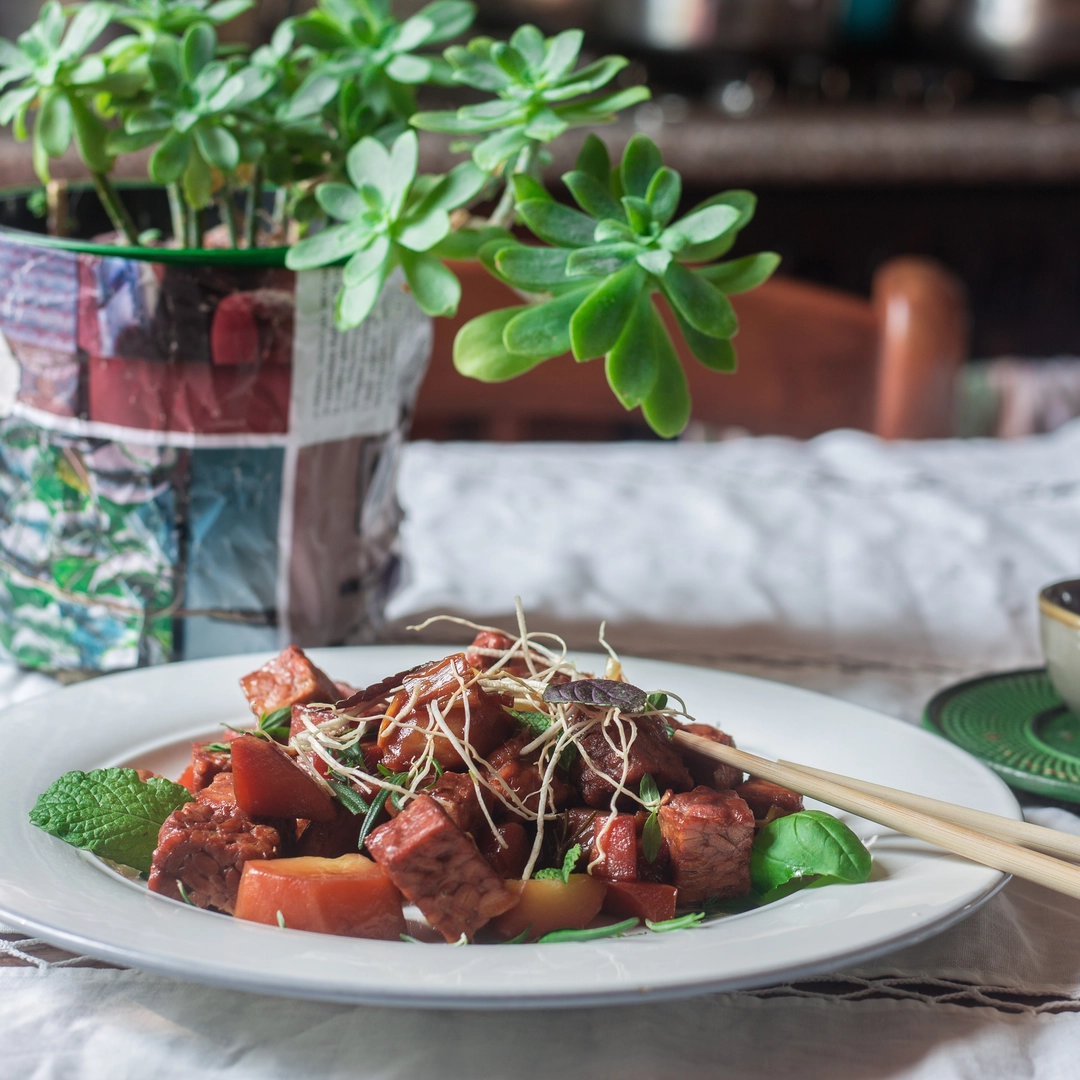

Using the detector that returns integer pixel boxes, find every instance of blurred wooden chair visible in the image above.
[410,256,969,441]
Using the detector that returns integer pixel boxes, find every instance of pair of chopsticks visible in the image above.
[672,730,1080,901]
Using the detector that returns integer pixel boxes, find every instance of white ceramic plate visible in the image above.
[0,647,1018,1009]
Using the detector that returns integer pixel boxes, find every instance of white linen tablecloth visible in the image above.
[6,423,1080,1079]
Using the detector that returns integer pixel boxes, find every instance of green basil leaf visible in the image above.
[562,170,623,222]
[645,167,681,227]
[149,129,192,184]
[454,307,550,382]
[640,312,691,438]
[750,810,872,896]
[696,252,781,295]
[569,261,646,361]
[620,133,663,199]
[503,284,592,359]
[661,261,737,339]
[517,198,596,249]
[399,249,461,317]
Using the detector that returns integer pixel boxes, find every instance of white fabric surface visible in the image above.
[6,423,1080,1079]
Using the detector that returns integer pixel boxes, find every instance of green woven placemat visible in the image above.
[923,668,1080,802]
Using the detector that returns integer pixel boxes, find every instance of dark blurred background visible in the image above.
[4,0,1080,366]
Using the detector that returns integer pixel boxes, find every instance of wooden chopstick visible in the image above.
[672,730,1080,902]
[777,759,1080,863]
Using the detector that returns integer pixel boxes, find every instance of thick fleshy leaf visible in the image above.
[57,2,111,61]
[524,108,567,142]
[620,133,663,199]
[343,234,390,286]
[605,291,660,407]
[126,108,171,134]
[491,42,528,82]
[420,160,486,213]
[473,126,530,172]
[317,182,365,222]
[562,170,622,221]
[511,173,550,203]
[566,242,638,278]
[336,264,390,330]
[66,55,106,85]
[181,22,216,81]
[193,60,229,102]
[445,48,510,92]
[646,167,681,226]
[393,14,437,54]
[662,261,737,339]
[228,66,274,108]
[594,219,635,244]
[183,146,214,209]
[36,89,72,158]
[677,191,756,261]
[206,0,255,22]
[386,53,432,84]
[539,29,583,82]
[696,252,780,294]
[0,86,36,127]
[285,220,370,270]
[555,85,651,127]
[575,133,610,187]
[149,130,192,184]
[346,136,390,197]
[516,198,595,248]
[147,37,182,92]
[494,244,570,290]
[503,284,592,358]
[510,24,545,69]
[0,37,26,69]
[410,109,490,135]
[397,207,451,251]
[636,248,671,276]
[569,262,646,361]
[412,1,475,43]
[641,317,691,438]
[667,204,740,247]
[429,225,513,260]
[194,124,239,171]
[454,307,551,382]
[670,305,738,371]
[621,196,652,236]
[107,128,158,154]
[545,55,627,100]
[70,95,111,173]
[397,249,458,317]
[387,130,419,214]
[281,72,339,120]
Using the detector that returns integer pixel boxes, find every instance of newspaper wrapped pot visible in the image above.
[0,195,430,673]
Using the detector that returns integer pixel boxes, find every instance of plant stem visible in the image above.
[488,142,537,231]
[243,163,262,249]
[91,171,139,245]
[167,183,185,246]
[193,205,205,249]
[218,187,239,248]
[46,179,67,238]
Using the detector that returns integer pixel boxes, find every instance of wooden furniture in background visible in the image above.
[411,256,969,441]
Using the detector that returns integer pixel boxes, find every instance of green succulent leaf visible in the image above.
[645,167,681,226]
[620,132,663,198]
[181,22,216,81]
[286,220,371,270]
[493,243,570,291]
[454,306,551,382]
[36,88,72,157]
[569,261,646,361]
[575,133,610,186]
[149,129,192,184]
[337,260,392,329]
[661,261,738,339]
[562,170,623,222]
[429,225,513,260]
[399,247,461,316]
[194,123,238,171]
[696,252,781,294]
[342,234,390,286]
[641,313,692,438]
[502,283,592,358]
[605,291,661,407]
[565,241,637,279]
[516,198,595,248]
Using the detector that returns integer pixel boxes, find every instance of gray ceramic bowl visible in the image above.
[1040,579,1080,716]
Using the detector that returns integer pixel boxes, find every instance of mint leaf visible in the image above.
[505,708,577,770]
[534,842,581,883]
[29,768,194,874]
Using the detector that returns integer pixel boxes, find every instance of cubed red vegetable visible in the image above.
[602,881,678,923]
[235,854,405,940]
[231,734,335,822]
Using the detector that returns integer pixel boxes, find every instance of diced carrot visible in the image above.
[489,875,608,942]
[602,881,678,923]
[235,854,405,940]
[231,734,335,822]
[177,764,196,793]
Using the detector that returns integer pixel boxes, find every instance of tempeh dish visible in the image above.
[30,614,872,944]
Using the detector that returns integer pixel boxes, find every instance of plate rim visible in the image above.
[0,646,1020,1008]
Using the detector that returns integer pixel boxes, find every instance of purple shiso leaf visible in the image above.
[542,679,648,712]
